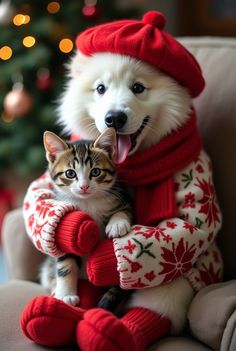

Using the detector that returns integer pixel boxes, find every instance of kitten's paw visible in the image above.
[54,291,80,306]
[62,295,80,306]
[106,219,131,238]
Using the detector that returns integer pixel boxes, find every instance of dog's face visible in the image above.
[58,52,192,163]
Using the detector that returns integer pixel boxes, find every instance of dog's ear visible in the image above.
[68,51,88,78]
[43,131,68,163]
[94,128,116,161]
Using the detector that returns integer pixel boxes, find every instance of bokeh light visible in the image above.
[0,46,13,60]
[47,2,60,14]
[59,38,73,53]
[22,36,36,48]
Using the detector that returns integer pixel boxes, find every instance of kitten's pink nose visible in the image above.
[80,184,89,192]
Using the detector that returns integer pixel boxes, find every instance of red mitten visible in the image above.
[76,307,171,351]
[56,211,100,255]
[87,238,119,286]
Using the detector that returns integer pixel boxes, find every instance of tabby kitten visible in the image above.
[41,128,132,309]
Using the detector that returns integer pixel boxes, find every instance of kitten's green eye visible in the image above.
[65,169,76,179]
[91,168,101,177]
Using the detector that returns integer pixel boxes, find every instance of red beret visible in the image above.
[76,11,205,97]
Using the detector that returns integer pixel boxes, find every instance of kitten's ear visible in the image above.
[94,128,116,160]
[43,131,68,163]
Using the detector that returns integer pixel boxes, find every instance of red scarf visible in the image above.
[117,110,202,226]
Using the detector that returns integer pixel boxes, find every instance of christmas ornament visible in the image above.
[36,68,53,91]
[0,0,15,25]
[82,4,101,21]
[3,86,33,117]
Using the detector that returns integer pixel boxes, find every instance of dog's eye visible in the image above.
[65,169,76,179]
[96,84,106,95]
[131,82,145,94]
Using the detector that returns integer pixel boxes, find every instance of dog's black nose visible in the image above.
[105,111,127,130]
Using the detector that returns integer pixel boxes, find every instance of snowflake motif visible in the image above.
[182,192,196,209]
[166,221,177,229]
[144,271,156,282]
[123,255,143,273]
[196,164,204,173]
[122,240,137,254]
[199,262,222,286]
[195,178,221,227]
[35,200,55,219]
[162,233,172,243]
[159,238,196,284]
[32,221,48,237]
[183,221,196,234]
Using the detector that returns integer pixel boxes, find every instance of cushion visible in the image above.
[180,37,236,280]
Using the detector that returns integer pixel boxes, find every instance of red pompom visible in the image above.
[142,11,166,30]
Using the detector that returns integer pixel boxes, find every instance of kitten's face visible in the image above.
[44,129,116,200]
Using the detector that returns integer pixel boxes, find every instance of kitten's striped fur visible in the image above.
[41,128,133,309]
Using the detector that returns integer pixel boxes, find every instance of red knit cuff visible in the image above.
[56,211,100,256]
[87,239,119,286]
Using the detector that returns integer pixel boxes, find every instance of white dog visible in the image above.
[59,52,191,162]
[56,51,196,334]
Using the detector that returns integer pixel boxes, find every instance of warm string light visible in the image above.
[13,13,30,26]
[59,38,73,53]
[22,36,36,48]
[0,46,12,60]
[47,1,60,14]
[5,2,74,60]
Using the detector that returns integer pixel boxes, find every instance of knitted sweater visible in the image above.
[23,149,223,291]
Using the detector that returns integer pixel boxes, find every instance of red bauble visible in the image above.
[3,89,33,117]
[36,68,53,91]
[82,5,101,21]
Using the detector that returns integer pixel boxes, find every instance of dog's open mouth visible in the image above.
[115,116,149,164]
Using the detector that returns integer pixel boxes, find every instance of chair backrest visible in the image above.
[179,37,236,280]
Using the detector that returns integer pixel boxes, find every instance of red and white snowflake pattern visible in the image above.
[113,150,222,290]
[23,171,79,257]
[23,150,223,290]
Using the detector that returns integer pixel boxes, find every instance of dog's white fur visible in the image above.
[58,53,191,153]
[58,52,194,333]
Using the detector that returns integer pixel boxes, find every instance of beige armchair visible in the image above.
[1,37,236,351]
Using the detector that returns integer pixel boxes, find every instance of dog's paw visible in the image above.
[106,218,131,238]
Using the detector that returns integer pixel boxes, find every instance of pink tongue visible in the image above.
[114,134,131,164]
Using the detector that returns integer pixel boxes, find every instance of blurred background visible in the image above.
[0,0,236,281]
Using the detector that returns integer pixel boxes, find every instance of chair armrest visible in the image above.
[188,280,236,351]
[2,208,45,282]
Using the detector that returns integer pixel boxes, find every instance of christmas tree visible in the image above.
[0,0,139,178]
